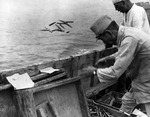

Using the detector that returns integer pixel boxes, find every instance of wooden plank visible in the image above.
[76,81,91,117]
[37,108,47,117]
[68,56,78,77]
[0,84,11,91]
[36,101,59,117]
[38,57,73,77]
[0,89,18,117]
[14,89,37,117]
[33,77,80,93]
[47,100,59,117]
[86,81,117,98]
[34,72,67,87]
[36,101,55,117]
[77,52,95,70]
[32,72,53,81]
[90,50,97,87]
[0,72,67,91]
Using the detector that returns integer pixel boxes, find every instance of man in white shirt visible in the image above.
[112,0,150,94]
[112,0,150,35]
[80,15,150,116]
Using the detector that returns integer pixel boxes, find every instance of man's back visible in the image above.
[119,26,150,102]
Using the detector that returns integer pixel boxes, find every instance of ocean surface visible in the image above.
[0,0,148,71]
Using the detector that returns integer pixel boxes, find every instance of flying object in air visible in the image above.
[50,24,65,33]
[42,20,74,33]
[49,22,56,26]
[58,20,73,28]
[40,27,52,32]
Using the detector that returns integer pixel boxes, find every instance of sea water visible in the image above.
[0,0,144,71]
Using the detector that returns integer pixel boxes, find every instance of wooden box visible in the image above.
[14,77,90,117]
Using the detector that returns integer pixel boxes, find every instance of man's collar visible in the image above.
[127,3,135,15]
[117,25,125,47]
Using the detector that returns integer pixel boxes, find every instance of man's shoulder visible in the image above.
[134,4,145,11]
[130,4,146,16]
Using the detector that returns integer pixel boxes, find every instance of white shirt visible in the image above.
[121,4,150,35]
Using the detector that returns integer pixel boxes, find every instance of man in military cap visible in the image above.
[80,15,150,116]
[112,0,150,35]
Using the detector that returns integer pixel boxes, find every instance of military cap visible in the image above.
[90,15,113,37]
[112,0,124,4]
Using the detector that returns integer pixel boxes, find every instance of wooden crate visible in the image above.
[0,47,118,117]
[14,77,90,117]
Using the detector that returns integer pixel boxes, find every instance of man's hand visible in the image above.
[78,66,96,78]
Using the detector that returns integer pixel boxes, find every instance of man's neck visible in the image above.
[125,2,134,14]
